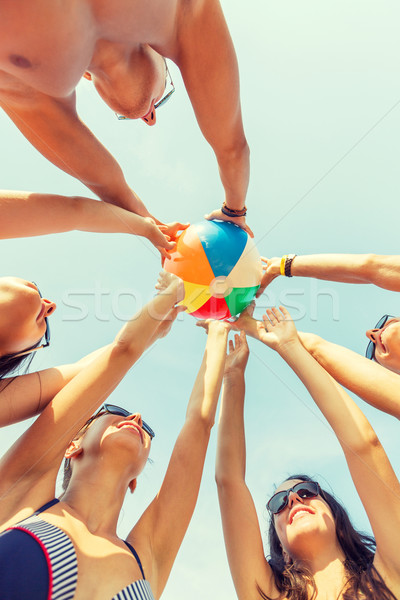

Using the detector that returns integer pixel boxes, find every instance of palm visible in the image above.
[225,332,249,374]
[258,307,298,350]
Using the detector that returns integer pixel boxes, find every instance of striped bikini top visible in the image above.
[6,498,156,600]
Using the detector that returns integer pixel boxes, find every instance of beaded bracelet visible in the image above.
[284,254,297,277]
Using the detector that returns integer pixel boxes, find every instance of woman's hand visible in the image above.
[256,257,281,297]
[224,331,249,376]
[258,306,299,352]
[195,318,233,334]
[155,270,185,305]
[145,218,176,258]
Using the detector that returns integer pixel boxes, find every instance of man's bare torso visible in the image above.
[0,0,180,97]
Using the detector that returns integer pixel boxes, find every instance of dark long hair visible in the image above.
[259,474,397,600]
[0,350,37,381]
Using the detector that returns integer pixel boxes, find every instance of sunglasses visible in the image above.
[6,283,51,361]
[79,403,155,440]
[267,481,320,515]
[365,315,396,360]
[116,58,175,120]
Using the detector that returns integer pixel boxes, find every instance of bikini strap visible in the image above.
[123,540,146,579]
[33,498,60,515]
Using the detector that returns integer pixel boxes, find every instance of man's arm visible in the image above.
[258,253,400,295]
[172,0,251,234]
[0,71,151,216]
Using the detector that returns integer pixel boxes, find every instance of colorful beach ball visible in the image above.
[164,220,263,319]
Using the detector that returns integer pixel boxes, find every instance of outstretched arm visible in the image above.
[260,307,400,591]
[129,319,228,597]
[172,0,251,235]
[298,332,400,420]
[233,306,400,421]
[257,253,400,296]
[215,332,277,600]
[0,273,184,526]
[0,190,176,252]
[0,346,110,427]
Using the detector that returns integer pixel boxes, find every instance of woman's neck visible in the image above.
[59,465,133,534]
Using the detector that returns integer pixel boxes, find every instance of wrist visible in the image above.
[275,337,302,358]
[279,254,297,277]
[224,369,245,381]
[208,322,229,340]
[221,202,247,218]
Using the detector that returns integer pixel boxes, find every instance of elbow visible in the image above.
[215,470,244,495]
[111,337,143,364]
[363,253,378,279]
[343,424,382,456]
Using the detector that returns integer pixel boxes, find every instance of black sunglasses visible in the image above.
[81,403,155,440]
[267,481,320,515]
[365,315,396,360]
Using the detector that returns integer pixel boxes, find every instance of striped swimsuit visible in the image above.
[0,499,155,600]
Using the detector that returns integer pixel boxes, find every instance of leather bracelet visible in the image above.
[221,202,247,217]
[221,205,247,218]
[284,254,297,277]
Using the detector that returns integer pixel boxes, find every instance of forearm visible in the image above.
[176,0,249,210]
[215,371,246,484]
[299,333,400,419]
[0,191,155,238]
[0,91,151,216]
[279,340,377,451]
[113,283,180,359]
[216,142,250,210]
[268,254,400,289]
[186,326,228,425]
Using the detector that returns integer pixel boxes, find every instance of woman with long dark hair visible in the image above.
[0,271,229,599]
[212,308,400,599]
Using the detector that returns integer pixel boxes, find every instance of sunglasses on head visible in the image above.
[365,314,396,360]
[267,481,320,515]
[84,403,156,440]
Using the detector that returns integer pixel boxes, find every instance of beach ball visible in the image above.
[164,220,263,319]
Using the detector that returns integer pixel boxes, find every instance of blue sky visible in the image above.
[1,1,400,598]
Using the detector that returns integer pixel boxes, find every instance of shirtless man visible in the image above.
[0,0,252,242]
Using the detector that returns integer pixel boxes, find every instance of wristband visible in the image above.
[280,255,288,276]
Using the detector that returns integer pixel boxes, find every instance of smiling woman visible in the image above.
[214,308,400,600]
